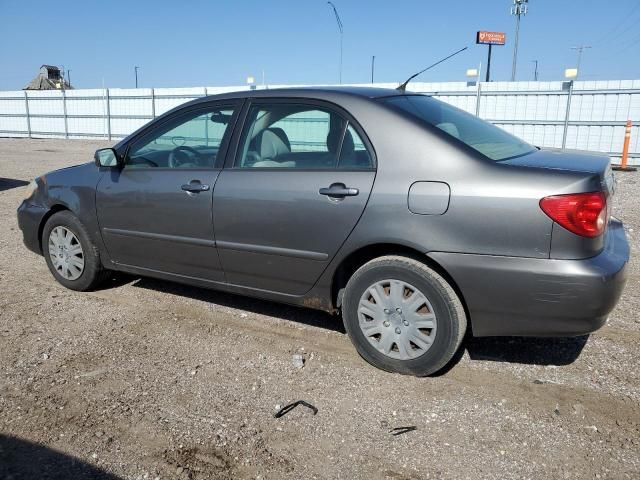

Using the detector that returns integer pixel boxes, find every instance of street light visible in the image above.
[134,66,140,88]
[564,68,578,79]
[327,1,343,84]
[562,68,577,149]
[466,64,482,116]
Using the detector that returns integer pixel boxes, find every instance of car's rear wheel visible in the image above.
[42,211,109,291]
[342,255,466,376]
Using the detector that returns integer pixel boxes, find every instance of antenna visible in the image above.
[397,47,468,92]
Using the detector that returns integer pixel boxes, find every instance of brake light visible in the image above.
[540,192,607,238]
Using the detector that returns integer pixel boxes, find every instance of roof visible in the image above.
[23,76,72,90]
[185,86,405,106]
[248,86,401,99]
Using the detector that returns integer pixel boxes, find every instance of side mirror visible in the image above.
[94,148,120,168]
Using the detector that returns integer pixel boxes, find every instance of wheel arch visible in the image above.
[330,243,471,332]
[37,204,71,253]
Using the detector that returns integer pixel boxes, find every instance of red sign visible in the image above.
[476,31,506,45]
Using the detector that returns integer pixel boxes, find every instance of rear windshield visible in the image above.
[383,95,536,162]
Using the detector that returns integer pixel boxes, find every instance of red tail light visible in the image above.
[540,192,607,238]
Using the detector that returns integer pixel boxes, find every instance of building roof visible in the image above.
[23,65,72,90]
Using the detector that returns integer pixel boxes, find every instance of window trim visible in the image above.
[224,97,376,171]
[121,100,242,171]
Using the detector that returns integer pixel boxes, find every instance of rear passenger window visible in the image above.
[338,124,373,169]
[235,103,348,169]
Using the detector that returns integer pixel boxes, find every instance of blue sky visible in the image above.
[1,0,639,90]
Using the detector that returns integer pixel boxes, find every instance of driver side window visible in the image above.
[126,107,235,169]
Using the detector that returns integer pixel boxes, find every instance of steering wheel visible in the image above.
[168,146,201,168]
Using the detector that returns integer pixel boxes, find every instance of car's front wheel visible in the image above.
[42,211,109,291]
[342,255,467,376]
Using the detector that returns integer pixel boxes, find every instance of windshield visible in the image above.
[383,95,536,162]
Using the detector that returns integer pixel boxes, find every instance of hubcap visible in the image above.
[357,279,437,360]
[48,226,84,280]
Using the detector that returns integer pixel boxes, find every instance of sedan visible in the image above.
[17,87,630,376]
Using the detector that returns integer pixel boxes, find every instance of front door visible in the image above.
[213,100,376,295]
[96,103,239,282]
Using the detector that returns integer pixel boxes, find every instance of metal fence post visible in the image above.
[562,80,574,149]
[61,88,69,139]
[105,88,112,141]
[475,82,482,117]
[151,88,156,119]
[23,91,32,138]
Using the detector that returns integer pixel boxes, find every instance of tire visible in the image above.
[42,211,109,291]
[342,255,467,376]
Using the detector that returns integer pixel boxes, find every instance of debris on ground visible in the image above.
[273,400,318,418]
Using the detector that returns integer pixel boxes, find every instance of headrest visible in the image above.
[257,128,291,160]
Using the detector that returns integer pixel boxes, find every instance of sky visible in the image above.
[1,0,639,90]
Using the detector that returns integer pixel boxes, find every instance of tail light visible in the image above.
[540,192,607,238]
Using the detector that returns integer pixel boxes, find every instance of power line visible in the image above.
[592,2,640,46]
[616,30,640,54]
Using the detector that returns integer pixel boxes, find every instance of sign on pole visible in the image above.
[476,31,506,82]
[476,31,506,45]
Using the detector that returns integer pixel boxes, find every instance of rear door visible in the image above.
[96,101,240,281]
[213,99,376,295]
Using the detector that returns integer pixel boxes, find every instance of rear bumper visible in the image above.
[17,201,47,255]
[429,218,630,337]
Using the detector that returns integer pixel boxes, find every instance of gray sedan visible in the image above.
[17,87,629,376]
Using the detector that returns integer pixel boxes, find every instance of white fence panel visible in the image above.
[0,80,638,164]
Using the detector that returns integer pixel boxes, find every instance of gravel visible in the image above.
[0,138,638,479]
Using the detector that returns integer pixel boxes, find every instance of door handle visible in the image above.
[181,182,210,193]
[319,183,359,198]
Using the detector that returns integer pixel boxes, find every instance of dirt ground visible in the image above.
[0,138,638,479]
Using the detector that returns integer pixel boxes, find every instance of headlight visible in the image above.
[23,179,38,200]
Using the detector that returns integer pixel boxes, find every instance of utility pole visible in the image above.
[134,66,140,88]
[532,60,538,80]
[570,45,591,79]
[510,0,529,81]
[371,55,375,83]
[67,70,72,88]
[327,2,344,84]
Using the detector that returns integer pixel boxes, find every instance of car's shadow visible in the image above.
[0,434,122,480]
[106,273,346,333]
[0,177,29,192]
[109,273,589,369]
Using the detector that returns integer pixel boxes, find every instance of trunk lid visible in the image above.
[503,148,615,196]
